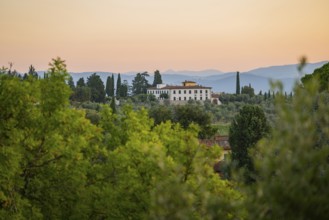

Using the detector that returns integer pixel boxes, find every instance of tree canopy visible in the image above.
[132,72,150,95]
[301,62,329,91]
[86,73,105,102]
[229,105,270,182]
[244,79,329,220]
[0,58,242,219]
[241,84,255,97]
[152,70,162,86]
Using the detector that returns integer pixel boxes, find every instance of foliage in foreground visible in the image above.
[0,58,242,219]
[2,58,329,219]
[244,80,329,219]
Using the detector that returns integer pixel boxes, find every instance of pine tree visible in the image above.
[116,73,121,98]
[236,71,240,95]
[77,77,85,87]
[67,75,75,90]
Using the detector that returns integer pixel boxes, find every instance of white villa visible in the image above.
[147,81,212,102]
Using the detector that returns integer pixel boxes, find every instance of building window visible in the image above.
[184,90,186,94]
[200,97,202,100]
[189,90,191,94]
[179,90,181,94]
[200,90,202,93]
[194,97,197,100]
[206,90,208,93]
[184,97,186,100]
[173,97,176,101]
[173,90,176,94]
[194,90,197,94]
[179,97,181,100]
[206,97,208,100]
[189,97,192,100]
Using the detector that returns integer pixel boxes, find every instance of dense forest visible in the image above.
[1,58,329,219]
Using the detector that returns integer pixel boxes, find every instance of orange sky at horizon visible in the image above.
[1,0,328,73]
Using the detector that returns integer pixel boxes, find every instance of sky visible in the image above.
[1,0,328,73]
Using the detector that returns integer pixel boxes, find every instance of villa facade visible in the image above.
[147,81,212,102]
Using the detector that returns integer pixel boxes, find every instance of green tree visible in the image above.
[236,71,240,95]
[120,80,129,97]
[149,104,173,125]
[111,74,115,96]
[173,103,217,139]
[73,86,91,102]
[105,75,113,97]
[152,70,162,87]
[241,84,255,97]
[0,57,101,219]
[110,97,116,114]
[76,77,85,87]
[245,79,329,220]
[73,77,91,102]
[87,73,106,103]
[116,73,122,98]
[67,75,75,90]
[132,72,149,95]
[301,62,329,92]
[159,93,169,99]
[229,105,269,182]
[95,106,242,219]
[28,65,38,78]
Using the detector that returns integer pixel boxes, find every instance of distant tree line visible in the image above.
[68,70,162,103]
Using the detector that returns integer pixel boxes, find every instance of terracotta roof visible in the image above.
[148,85,211,90]
[211,94,220,98]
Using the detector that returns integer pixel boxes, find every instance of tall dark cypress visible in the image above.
[110,74,115,96]
[116,73,121,98]
[152,70,162,87]
[106,76,112,97]
[110,97,116,113]
[236,71,240,95]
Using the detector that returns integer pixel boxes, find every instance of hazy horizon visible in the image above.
[1,0,328,73]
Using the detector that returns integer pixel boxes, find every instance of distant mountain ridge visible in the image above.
[38,61,328,93]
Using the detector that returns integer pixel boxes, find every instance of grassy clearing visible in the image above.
[213,123,230,136]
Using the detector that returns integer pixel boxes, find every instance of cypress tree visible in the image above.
[236,71,240,95]
[106,76,112,97]
[116,73,121,98]
[110,97,116,113]
[111,74,115,97]
[152,70,162,86]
